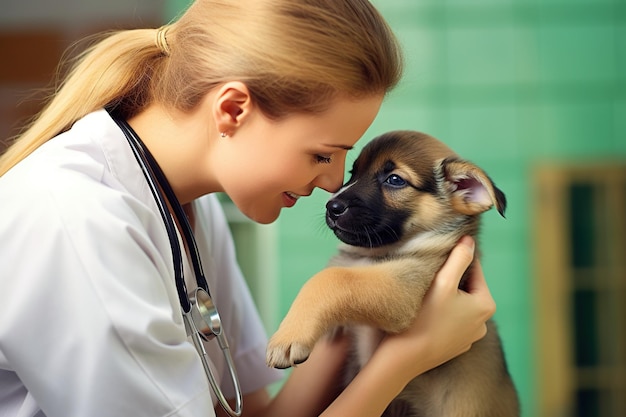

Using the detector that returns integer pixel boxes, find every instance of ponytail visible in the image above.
[0,29,166,175]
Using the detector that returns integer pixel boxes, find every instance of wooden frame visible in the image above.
[533,163,626,417]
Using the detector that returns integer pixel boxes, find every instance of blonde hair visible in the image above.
[0,0,402,175]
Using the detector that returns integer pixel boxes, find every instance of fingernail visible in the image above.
[460,236,475,251]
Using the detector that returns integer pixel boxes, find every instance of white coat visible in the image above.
[0,110,282,417]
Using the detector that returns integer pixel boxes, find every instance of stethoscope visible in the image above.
[108,108,243,417]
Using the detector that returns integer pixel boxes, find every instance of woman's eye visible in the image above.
[315,154,332,164]
[385,174,406,187]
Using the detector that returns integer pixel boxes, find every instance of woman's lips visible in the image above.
[282,191,300,208]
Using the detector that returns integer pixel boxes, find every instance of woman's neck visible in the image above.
[127,103,220,204]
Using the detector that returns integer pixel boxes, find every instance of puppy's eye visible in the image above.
[385,174,406,187]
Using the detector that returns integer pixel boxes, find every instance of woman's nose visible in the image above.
[314,164,345,193]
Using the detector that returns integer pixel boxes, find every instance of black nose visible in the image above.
[326,199,348,220]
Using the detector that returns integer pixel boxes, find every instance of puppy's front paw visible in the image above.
[266,336,313,369]
[266,277,332,368]
[266,318,323,369]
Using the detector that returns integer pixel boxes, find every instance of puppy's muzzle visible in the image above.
[325,198,364,245]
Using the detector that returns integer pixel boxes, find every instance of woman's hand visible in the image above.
[376,235,496,383]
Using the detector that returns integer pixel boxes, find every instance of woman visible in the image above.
[0,0,495,416]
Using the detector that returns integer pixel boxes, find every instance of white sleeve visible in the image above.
[193,195,283,398]
[0,178,215,417]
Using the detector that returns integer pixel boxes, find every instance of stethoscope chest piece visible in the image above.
[191,288,223,344]
[183,292,242,417]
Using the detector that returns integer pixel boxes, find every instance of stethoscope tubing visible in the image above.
[108,108,242,417]
[184,311,242,415]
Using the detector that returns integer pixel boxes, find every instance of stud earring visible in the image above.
[220,132,227,138]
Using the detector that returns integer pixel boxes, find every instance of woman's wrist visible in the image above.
[374,331,435,385]
[321,347,410,417]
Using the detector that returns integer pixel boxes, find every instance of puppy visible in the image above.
[266,130,519,416]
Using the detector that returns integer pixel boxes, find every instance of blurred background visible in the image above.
[1,0,624,416]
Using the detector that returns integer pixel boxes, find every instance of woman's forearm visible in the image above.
[254,334,350,417]
[319,341,417,417]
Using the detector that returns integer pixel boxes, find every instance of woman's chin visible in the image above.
[242,206,280,225]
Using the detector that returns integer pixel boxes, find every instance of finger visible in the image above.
[434,236,475,290]
[463,259,488,294]
[464,260,497,318]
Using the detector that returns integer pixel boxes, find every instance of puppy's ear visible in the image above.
[440,158,507,217]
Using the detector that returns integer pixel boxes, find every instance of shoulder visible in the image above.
[0,117,171,288]
[1,110,161,236]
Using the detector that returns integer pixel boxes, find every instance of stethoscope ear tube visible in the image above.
[183,312,243,417]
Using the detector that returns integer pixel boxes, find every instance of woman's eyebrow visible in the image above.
[324,144,354,151]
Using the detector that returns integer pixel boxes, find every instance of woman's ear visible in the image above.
[213,81,252,136]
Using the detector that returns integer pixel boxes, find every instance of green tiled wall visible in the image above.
[276,2,625,416]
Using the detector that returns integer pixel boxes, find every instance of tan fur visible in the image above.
[266,131,519,416]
